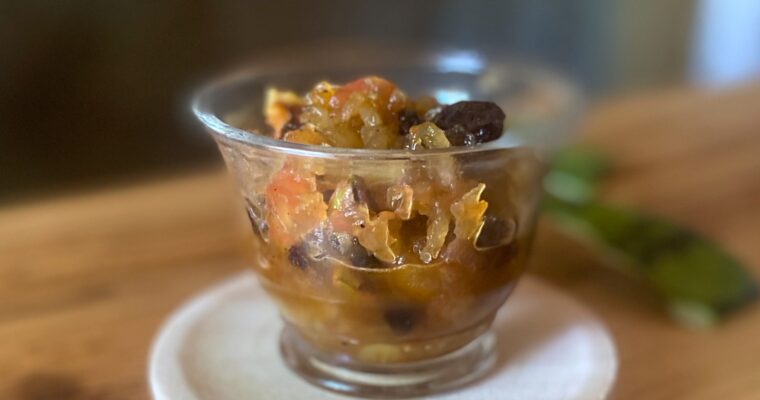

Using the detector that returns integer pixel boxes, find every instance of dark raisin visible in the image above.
[398,108,422,135]
[287,243,310,270]
[433,101,506,145]
[475,215,517,249]
[383,306,421,334]
[348,237,381,268]
[440,125,471,146]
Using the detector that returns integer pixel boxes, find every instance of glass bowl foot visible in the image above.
[279,326,496,399]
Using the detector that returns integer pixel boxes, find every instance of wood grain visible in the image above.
[2,83,759,399]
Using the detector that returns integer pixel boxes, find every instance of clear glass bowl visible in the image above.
[192,46,581,398]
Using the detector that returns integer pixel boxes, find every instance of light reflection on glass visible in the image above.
[435,51,484,74]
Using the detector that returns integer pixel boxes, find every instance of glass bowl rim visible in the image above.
[191,46,582,160]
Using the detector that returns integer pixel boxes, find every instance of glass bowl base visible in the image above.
[280,326,496,399]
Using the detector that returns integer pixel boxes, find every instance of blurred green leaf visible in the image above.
[549,146,610,182]
[544,146,610,204]
[544,147,757,327]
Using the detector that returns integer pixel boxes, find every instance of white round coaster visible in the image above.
[149,272,617,400]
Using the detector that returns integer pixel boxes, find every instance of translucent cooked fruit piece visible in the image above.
[265,165,327,248]
[386,264,443,302]
[400,171,455,264]
[358,343,404,363]
[264,88,303,139]
[331,263,371,300]
[387,184,414,220]
[301,82,364,148]
[328,178,397,264]
[356,210,398,264]
[327,180,362,234]
[405,122,451,150]
[341,84,403,149]
[328,177,376,215]
[300,77,407,149]
[418,206,451,263]
[334,76,405,112]
[451,183,488,242]
[283,127,329,146]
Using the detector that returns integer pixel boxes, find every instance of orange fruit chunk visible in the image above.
[265,165,327,247]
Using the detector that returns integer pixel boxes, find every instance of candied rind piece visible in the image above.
[418,206,451,264]
[356,209,398,264]
[451,183,488,242]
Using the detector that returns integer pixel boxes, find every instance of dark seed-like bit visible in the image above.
[280,106,303,135]
[349,176,379,212]
[348,237,381,268]
[398,108,422,135]
[287,242,310,270]
[384,306,421,334]
[433,101,506,145]
[321,189,335,203]
[476,215,517,249]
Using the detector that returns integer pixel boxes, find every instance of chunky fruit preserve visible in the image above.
[231,76,538,363]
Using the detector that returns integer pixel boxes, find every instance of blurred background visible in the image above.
[2,0,760,204]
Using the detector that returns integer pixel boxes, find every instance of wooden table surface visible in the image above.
[2,83,759,400]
